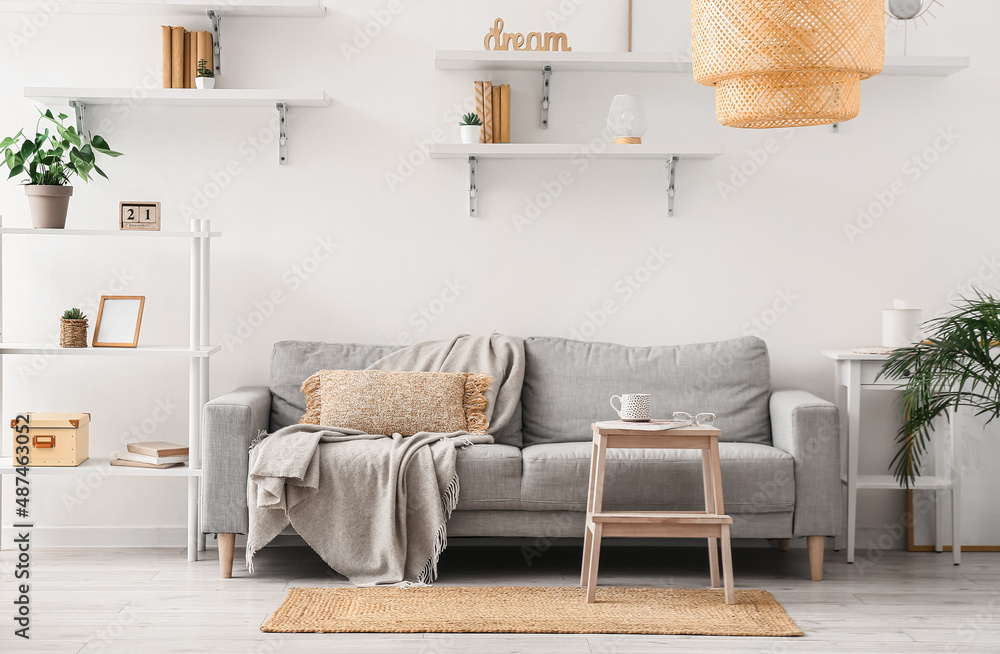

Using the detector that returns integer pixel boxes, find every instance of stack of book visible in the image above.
[161,26,214,89]
[474,81,510,143]
[111,441,189,469]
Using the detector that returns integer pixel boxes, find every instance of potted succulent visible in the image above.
[196,59,215,89]
[1,109,122,229]
[879,291,1000,486]
[59,307,88,348]
[459,112,482,144]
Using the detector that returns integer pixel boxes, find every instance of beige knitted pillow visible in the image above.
[299,369,493,436]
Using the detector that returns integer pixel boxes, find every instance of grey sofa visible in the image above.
[203,335,840,581]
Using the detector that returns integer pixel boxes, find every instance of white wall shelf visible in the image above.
[0,344,220,357]
[429,143,722,217]
[0,217,217,562]
[435,50,970,77]
[0,457,202,478]
[0,1,326,17]
[24,87,330,165]
[0,227,221,238]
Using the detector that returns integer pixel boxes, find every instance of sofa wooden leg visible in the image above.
[769,538,790,551]
[219,533,235,579]
[807,536,824,581]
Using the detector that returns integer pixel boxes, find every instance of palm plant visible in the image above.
[878,290,1000,486]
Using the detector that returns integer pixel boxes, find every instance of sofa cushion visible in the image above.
[269,341,401,431]
[520,442,794,513]
[521,336,772,445]
[455,444,522,511]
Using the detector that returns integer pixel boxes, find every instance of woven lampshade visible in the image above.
[692,0,885,129]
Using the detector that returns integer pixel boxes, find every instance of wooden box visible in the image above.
[11,412,90,466]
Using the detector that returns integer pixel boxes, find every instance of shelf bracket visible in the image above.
[208,10,222,76]
[540,66,552,129]
[276,102,288,165]
[468,156,478,217]
[68,100,87,142]
[666,155,679,217]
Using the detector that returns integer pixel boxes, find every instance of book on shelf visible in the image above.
[110,458,184,470]
[127,441,189,458]
[161,25,172,88]
[474,81,485,143]
[170,25,185,89]
[492,84,501,144]
[115,451,189,466]
[499,84,510,143]
[482,81,493,144]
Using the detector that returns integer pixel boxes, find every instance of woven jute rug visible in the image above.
[260,586,803,636]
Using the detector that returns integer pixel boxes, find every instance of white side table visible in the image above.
[822,351,962,565]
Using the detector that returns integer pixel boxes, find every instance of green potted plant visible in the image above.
[59,307,88,348]
[459,112,482,144]
[879,291,1000,486]
[1,108,122,229]
[196,59,215,89]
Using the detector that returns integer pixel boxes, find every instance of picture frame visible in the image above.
[92,296,145,348]
[628,0,691,55]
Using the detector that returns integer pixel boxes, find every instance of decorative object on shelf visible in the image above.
[879,291,1000,486]
[882,299,922,348]
[0,109,122,229]
[162,26,214,88]
[472,82,510,143]
[886,0,943,56]
[483,18,571,51]
[627,0,692,55]
[113,440,189,469]
[119,201,161,231]
[459,113,482,144]
[93,295,145,348]
[195,58,215,89]
[691,0,885,128]
[11,412,90,466]
[607,94,647,144]
[609,393,651,421]
[59,307,88,348]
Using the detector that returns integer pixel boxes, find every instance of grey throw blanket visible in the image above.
[246,334,524,585]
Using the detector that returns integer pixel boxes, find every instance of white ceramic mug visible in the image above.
[610,393,652,422]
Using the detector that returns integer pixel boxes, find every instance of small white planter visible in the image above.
[195,77,215,90]
[460,124,481,144]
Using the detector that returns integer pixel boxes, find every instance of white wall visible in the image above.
[0,1,995,550]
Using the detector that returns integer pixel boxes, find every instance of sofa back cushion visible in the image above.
[521,336,772,446]
[269,341,401,432]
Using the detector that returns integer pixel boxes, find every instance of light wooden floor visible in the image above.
[1,542,998,653]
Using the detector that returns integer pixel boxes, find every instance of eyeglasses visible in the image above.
[672,412,716,426]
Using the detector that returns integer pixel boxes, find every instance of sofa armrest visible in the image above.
[770,390,841,538]
[201,386,272,535]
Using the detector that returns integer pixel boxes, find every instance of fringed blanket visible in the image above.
[246,334,525,585]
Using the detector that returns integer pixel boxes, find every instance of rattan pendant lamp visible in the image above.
[692,0,885,128]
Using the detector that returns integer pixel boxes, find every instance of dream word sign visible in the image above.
[483,18,572,51]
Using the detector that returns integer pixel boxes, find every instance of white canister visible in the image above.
[882,309,922,348]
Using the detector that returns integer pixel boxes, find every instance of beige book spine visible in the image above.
[170,26,185,89]
[500,84,510,143]
[161,26,172,88]
[196,31,214,79]
[482,81,493,144]
[474,81,485,143]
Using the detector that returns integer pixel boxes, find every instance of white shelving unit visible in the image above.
[434,50,970,76]
[429,143,723,217]
[24,88,331,165]
[0,218,220,562]
[0,0,326,16]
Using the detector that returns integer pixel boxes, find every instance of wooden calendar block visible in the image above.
[120,202,161,231]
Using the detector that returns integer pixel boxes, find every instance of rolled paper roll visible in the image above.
[882,309,922,348]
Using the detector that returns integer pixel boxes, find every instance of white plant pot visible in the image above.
[460,124,481,144]
[195,77,215,90]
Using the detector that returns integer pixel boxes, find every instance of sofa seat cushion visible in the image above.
[520,442,794,513]
[521,336,772,446]
[455,444,522,511]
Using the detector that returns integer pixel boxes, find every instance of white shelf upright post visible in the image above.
[188,218,202,562]
[198,218,210,552]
